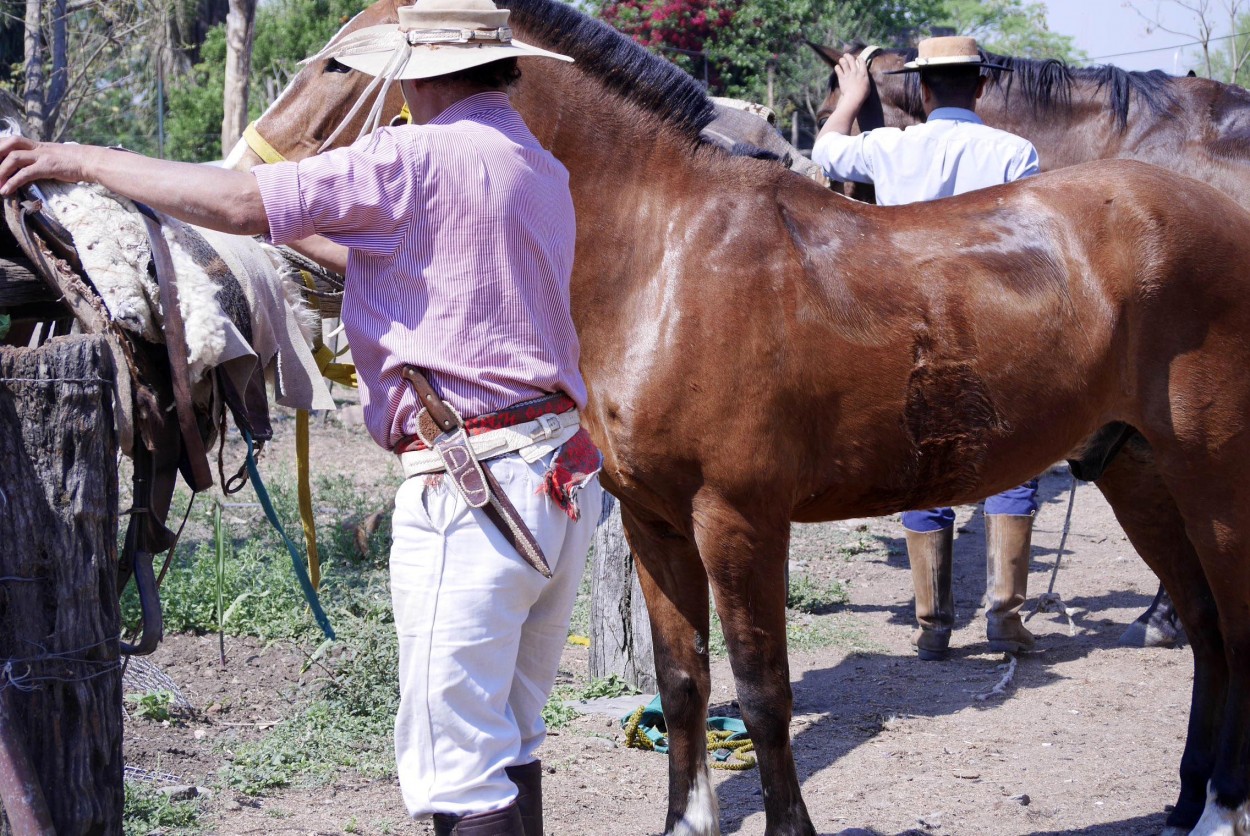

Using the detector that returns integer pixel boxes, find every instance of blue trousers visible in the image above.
[901,479,1039,533]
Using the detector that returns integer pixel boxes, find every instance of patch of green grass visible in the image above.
[220,614,399,795]
[786,574,849,614]
[122,472,397,640]
[123,781,201,835]
[838,534,881,559]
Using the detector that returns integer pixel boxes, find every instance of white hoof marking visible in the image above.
[668,768,720,836]
[1191,784,1244,836]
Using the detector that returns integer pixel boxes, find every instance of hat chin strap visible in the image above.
[318,45,409,152]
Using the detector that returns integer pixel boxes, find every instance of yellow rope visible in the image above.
[706,729,756,771]
[620,706,757,770]
[622,706,655,751]
[295,409,321,591]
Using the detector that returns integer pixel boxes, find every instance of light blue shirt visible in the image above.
[811,107,1040,206]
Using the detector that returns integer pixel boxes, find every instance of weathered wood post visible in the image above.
[0,335,123,834]
[588,496,656,693]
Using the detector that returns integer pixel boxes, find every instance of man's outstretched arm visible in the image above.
[0,138,269,236]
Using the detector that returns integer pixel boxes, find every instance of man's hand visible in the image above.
[0,137,88,196]
[816,53,873,141]
[834,54,871,113]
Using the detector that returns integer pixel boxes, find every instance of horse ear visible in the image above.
[1187,69,1197,77]
[807,41,843,69]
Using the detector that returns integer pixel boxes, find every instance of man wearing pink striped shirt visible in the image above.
[0,1,601,833]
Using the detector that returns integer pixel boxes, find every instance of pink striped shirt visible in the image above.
[254,91,585,449]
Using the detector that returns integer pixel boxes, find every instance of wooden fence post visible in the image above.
[588,495,656,693]
[0,335,123,835]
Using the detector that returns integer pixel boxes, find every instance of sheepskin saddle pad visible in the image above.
[37,180,334,414]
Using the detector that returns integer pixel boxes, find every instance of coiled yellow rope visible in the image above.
[621,705,757,770]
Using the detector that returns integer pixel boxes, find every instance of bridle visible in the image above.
[240,102,412,165]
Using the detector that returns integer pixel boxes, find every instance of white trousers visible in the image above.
[389,450,601,818]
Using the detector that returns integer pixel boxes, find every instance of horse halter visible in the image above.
[241,101,412,165]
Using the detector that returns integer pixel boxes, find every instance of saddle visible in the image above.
[2,188,274,656]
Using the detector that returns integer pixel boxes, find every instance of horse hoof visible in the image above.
[1190,798,1243,836]
[1119,619,1182,649]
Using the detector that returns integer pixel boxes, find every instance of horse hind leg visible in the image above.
[1146,436,1250,836]
[692,493,814,836]
[619,501,720,836]
[1093,433,1227,834]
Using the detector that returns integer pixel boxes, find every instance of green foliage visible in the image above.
[786,574,849,613]
[125,689,175,722]
[580,674,641,700]
[709,0,945,98]
[166,0,371,161]
[121,471,394,640]
[543,676,639,729]
[1204,11,1250,85]
[937,0,1086,62]
[220,612,399,794]
[0,313,10,340]
[123,781,201,835]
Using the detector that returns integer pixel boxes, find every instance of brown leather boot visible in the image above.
[433,803,524,836]
[985,513,1036,653]
[505,761,543,836]
[905,526,954,661]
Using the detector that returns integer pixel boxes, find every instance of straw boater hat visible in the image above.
[306,0,572,146]
[886,35,1011,74]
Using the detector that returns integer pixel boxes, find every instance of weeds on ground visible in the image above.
[544,675,641,729]
[220,608,400,795]
[786,574,849,614]
[125,690,175,723]
[123,781,201,835]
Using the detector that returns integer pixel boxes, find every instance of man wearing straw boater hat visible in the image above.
[0,2,600,833]
[812,36,1043,663]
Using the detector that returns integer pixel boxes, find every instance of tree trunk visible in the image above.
[46,0,66,132]
[589,496,656,693]
[221,0,257,156]
[0,335,123,835]
[22,0,45,139]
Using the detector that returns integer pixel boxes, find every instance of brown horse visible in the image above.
[810,44,1250,650]
[811,44,1250,209]
[231,3,1250,834]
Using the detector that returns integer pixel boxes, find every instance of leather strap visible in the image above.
[134,203,214,492]
[402,364,459,432]
[402,365,552,577]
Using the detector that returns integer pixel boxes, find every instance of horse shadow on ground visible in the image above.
[708,614,1173,834]
[704,467,1175,835]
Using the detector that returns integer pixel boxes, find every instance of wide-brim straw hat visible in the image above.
[886,35,1011,74]
[306,0,572,81]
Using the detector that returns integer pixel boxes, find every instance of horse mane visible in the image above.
[870,45,1178,132]
[503,0,715,139]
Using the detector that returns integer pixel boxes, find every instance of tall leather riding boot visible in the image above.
[505,761,543,836]
[433,803,524,836]
[985,513,1036,653]
[905,527,954,661]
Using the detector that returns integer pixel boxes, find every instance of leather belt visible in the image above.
[399,365,554,577]
[398,410,580,477]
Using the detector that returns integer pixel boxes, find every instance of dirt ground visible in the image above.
[123,410,1190,836]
